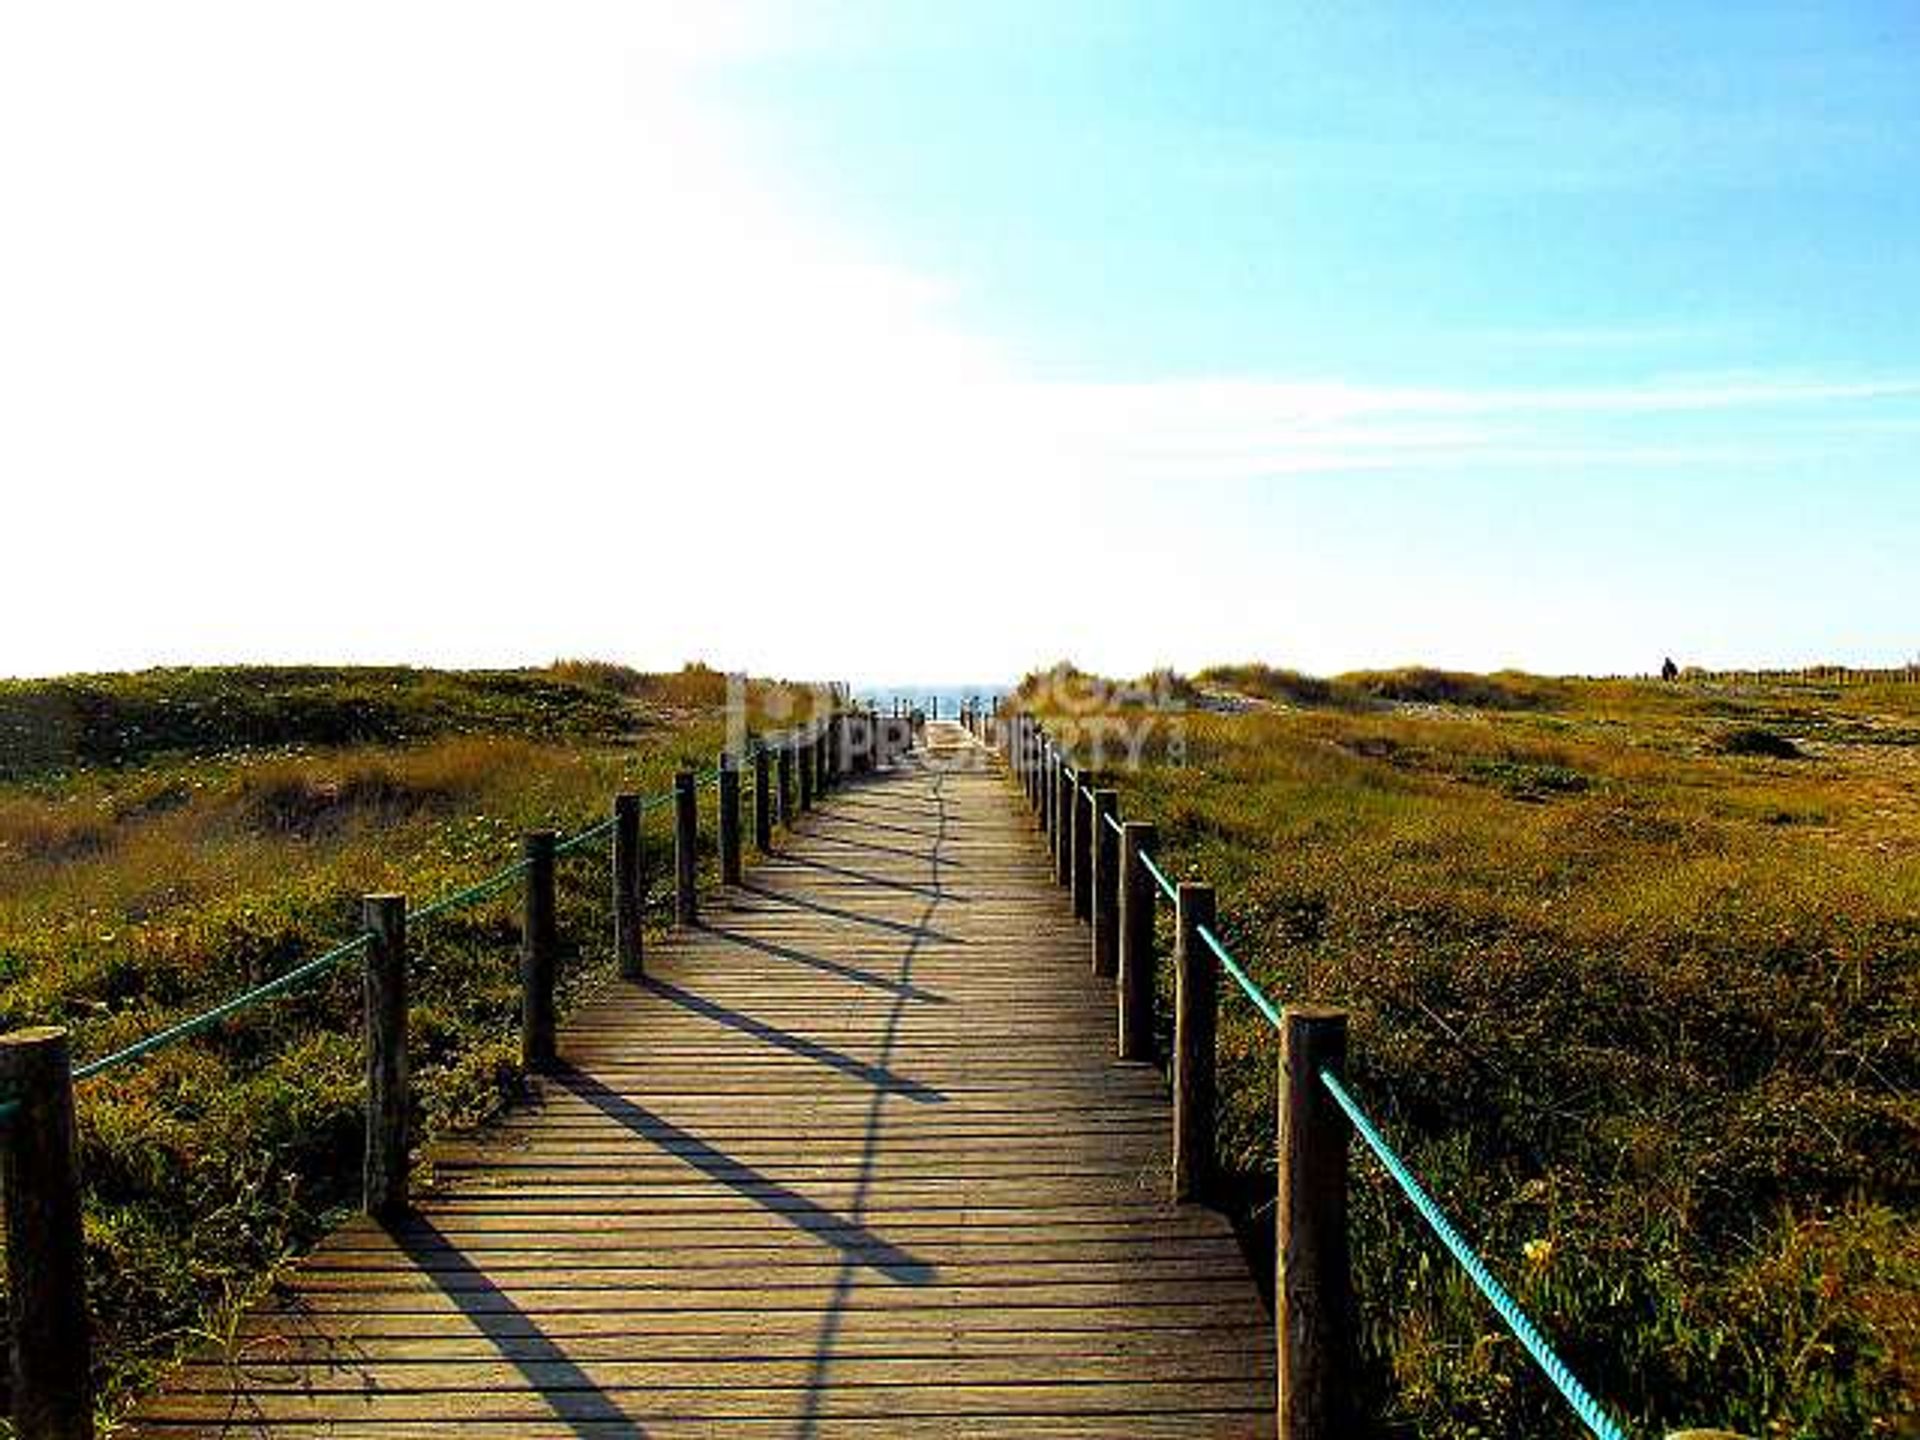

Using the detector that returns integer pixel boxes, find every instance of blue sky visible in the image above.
[1,2,1914,680]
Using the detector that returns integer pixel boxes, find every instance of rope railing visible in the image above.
[408,857,530,924]
[72,932,375,1083]
[23,725,838,1095]
[552,814,618,856]
[1320,1068,1630,1440]
[1139,849,1179,903]
[1194,922,1283,1029]
[1013,713,1630,1440]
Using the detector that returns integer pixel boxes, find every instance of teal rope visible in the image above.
[410,859,528,924]
[553,814,618,856]
[1139,850,1179,903]
[73,932,374,1082]
[1195,923,1282,1028]
[1319,1069,1631,1440]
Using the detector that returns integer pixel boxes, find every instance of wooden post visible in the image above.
[1091,789,1119,976]
[1045,744,1059,838]
[753,745,773,852]
[813,727,829,797]
[674,769,699,926]
[1072,777,1094,922]
[0,1027,93,1440]
[1032,723,1044,812]
[1119,821,1158,1059]
[1029,721,1044,814]
[798,733,814,812]
[1054,761,1074,888]
[362,894,409,1218]
[776,743,794,825]
[717,756,742,886]
[521,830,557,1072]
[1173,881,1217,1202]
[1278,1007,1353,1439]
[614,793,643,979]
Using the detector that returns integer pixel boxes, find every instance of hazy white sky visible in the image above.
[4,3,1915,683]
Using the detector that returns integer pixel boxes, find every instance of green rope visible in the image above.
[553,814,618,856]
[73,932,374,1082]
[1195,922,1282,1028]
[1321,1070,1631,1440]
[1139,850,1180,903]
[410,859,529,924]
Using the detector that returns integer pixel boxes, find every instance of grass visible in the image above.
[0,661,826,1427]
[1023,663,1919,1439]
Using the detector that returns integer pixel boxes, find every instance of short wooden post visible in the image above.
[1032,723,1044,811]
[1118,821,1158,1059]
[614,793,643,979]
[1046,744,1060,838]
[0,1027,94,1440]
[1173,881,1217,1201]
[1278,1007,1353,1438]
[1091,789,1119,976]
[362,894,409,1218]
[1037,730,1048,813]
[1072,777,1094,922]
[813,728,829,797]
[520,830,558,1072]
[753,745,773,852]
[776,743,794,825]
[673,769,698,926]
[717,756,742,886]
[798,733,814,811]
[1054,762,1074,888]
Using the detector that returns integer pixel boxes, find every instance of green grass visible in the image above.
[0,662,827,1426]
[1025,664,1920,1439]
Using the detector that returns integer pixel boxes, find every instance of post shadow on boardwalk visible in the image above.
[386,1214,648,1439]
[549,1063,938,1285]
[638,976,946,1104]
[739,880,961,944]
[767,850,968,902]
[701,921,951,1004]
[797,821,969,869]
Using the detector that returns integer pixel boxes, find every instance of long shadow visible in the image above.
[641,977,946,1103]
[797,751,953,1439]
[799,810,939,843]
[775,851,969,902]
[741,881,960,944]
[702,924,950,1004]
[802,825,968,869]
[550,1065,935,1285]
[392,1215,645,1437]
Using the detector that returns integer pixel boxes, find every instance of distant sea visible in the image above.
[852,682,1014,721]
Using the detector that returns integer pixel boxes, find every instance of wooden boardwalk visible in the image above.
[131,722,1275,1438]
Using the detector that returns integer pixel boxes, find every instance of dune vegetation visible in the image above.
[0,662,825,1422]
[1022,663,1919,1439]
